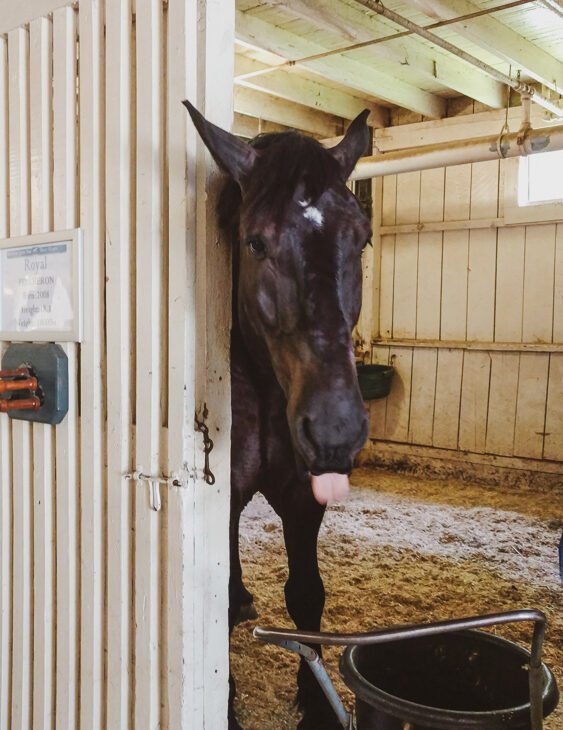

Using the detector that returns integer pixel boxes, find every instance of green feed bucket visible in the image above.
[356,364,394,401]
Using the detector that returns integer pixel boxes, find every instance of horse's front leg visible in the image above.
[276,485,342,730]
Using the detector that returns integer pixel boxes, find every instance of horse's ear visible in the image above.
[329,109,370,180]
[182,99,257,185]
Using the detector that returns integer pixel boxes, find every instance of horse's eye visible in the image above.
[247,237,266,258]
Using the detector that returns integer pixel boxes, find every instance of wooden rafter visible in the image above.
[235,54,389,127]
[409,0,563,95]
[236,9,447,118]
[261,0,505,109]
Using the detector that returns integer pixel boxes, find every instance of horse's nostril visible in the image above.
[301,416,317,449]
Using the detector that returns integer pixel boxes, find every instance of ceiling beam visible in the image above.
[234,86,345,137]
[235,54,389,128]
[409,0,563,95]
[261,0,505,109]
[236,9,446,119]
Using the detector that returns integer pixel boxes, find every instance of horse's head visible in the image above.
[184,101,371,504]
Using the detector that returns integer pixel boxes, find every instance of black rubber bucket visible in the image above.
[356,364,394,400]
[340,629,559,730]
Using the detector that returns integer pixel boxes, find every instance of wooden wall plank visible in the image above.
[444,163,471,222]
[544,353,563,461]
[554,225,563,343]
[52,7,79,728]
[416,168,444,339]
[7,27,33,730]
[105,0,132,727]
[79,1,105,728]
[441,230,468,340]
[466,229,496,342]
[384,348,413,442]
[459,350,491,453]
[441,164,471,341]
[379,235,395,339]
[416,232,442,339]
[432,349,463,449]
[395,171,420,225]
[524,226,556,344]
[485,352,520,456]
[392,233,418,339]
[29,16,55,730]
[513,353,549,459]
[0,35,11,730]
[470,159,499,219]
[381,174,397,226]
[495,226,525,343]
[198,2,234,720]
[419,167,444,223]
[165,0,196,724]
[135,0,163,725]
[369,345,390,440]
[408,348,438,446]
[522,225,556,344]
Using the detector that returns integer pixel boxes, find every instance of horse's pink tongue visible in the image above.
[311,473,350,505]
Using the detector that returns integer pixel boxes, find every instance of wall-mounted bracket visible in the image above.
[1,343,68,424]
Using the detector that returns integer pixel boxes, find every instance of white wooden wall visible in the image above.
[365,111,563,472]
[0,1,232,728]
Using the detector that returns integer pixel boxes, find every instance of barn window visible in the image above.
[518,149,563,205]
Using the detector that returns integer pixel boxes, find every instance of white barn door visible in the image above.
[0,1,232,728]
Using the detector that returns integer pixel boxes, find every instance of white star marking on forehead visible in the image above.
[298,199,324,228]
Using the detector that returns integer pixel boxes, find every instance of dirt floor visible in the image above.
[231,466,563,729]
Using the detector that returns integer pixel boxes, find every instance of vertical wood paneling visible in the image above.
[29,16,55,730]
[416,168,444,340]
[0,35,12,730]
[466,229,496,341]
[52,7,79,728]
[105,1,132,726]
[458,351,491,453]
[381,174,397,226]
[379,235,394,339]
[135,0,163,725]
[522,224,556,344]
[392,233,418,338]
[8,27,33,730]
[432,349,463,449]
[513,353,549,459]
[441,232,468,340]
[554,225,563,343]
[408,348,438,446]
[419,168,444,223]
[486,353,520,456]
[384,348,412,442]
[395,171,420,224]
[544,354,563,460]
[79,2,105,728]
[441,166,470,341]
[198,1,234,719]
[495,226,525,343]
[165,0,195,723]
[369,345,390,440]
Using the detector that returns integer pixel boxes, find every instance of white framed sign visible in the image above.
[0,229,82,342]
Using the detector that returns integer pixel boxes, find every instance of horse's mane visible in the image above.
[218,131,341,235]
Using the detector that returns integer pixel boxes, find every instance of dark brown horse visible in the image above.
[183,101,371,729]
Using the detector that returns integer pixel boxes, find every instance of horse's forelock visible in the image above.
[217,132,341,231]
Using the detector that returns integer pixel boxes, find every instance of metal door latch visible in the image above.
[124,470,183,511]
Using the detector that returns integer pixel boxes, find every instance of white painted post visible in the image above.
[105,0,133,726]
[29,16,56,729]
[52,7,79,728]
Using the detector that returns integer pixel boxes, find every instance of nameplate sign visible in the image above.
[0,229,82,342]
